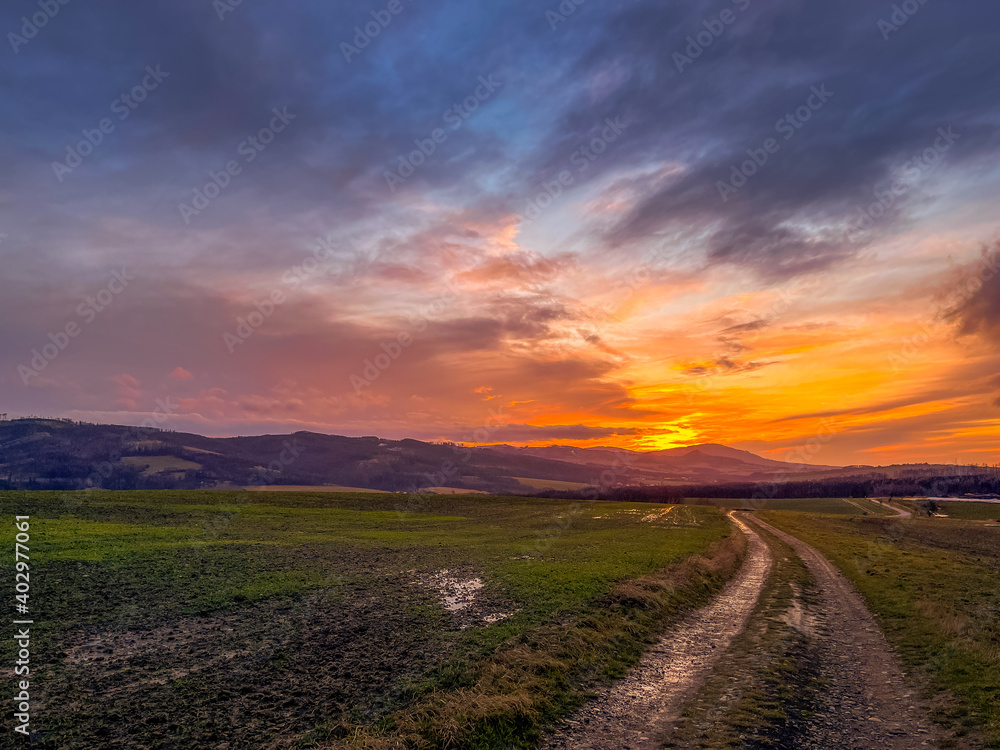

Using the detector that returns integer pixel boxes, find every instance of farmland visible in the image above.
[928,499,1000,521]
[4,489,997,748]
[120,455,203,476]
[684,496,900,516]
[513,477,591,491]
[243,484,387,493]
[0,491,738,749]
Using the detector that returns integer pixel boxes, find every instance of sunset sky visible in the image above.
[2,0,999,466]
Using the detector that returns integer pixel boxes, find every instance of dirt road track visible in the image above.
[744,514,941,749]
[868,498,913,518]
[542,514,773,750]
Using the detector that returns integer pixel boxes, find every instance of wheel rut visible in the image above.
[542,513,773,750]
[743,514,942,749]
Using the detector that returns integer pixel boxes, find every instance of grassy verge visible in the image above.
[759,511,1000,747]
[667,521,824,749]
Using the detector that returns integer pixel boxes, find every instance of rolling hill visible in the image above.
[0,417,983,494]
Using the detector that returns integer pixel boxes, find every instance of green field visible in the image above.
[685,497,899,515]
[120,455,203,475]
[933,500,1000,521]
[0,490,738,749]
[760,510,1000,746]
[514,477,591,491]
[243,484,388,493]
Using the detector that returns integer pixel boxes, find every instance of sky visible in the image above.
[2,0,999,467]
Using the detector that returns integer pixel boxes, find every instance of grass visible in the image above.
[421,487,492,494]
[513,477,591,491]
[759,510,1000,747]
[685,497,899,516]
[0,490,740,749]
[318,527,745,749]
[120,455,203,475]
[932,501,1000,522]
[244,484,389,492]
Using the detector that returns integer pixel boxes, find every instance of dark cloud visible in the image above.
[948,245,1000,342]
[3,0,997,280]
[523,0,1000,278]
[681,357,771,377]
[2,0,999,450]
[720,319,769,335]
[488,423,640,441]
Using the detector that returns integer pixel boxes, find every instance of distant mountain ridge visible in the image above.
[487,442,842,475]
[0,417,976,493]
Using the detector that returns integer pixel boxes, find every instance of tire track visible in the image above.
[744,514,941,749]
[542,513,773,750]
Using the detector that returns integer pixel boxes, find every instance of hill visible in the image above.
[0,417,986,494]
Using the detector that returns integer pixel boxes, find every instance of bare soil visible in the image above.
[34,574,459,750]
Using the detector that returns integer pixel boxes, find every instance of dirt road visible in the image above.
[744,514,940,749]
[869,498,913,518]
[544,511,945,749]
[542,514,773,750]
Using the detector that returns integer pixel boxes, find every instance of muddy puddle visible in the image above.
[415,569,518,628]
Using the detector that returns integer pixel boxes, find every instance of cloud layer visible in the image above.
[2,0,999,465]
